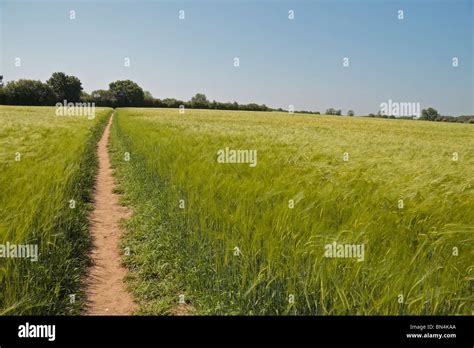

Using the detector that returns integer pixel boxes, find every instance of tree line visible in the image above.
[0,72,471,123]
[0,73,270,112]
[280,108,355,116]
[367,108,474,124]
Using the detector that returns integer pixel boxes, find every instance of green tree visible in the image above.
[421,107,440,121]
[190,93,209,109]
[108,80,145,107]
[162,98,182,108]
[3,79,55,105]
[347,110,355,116]
[143,91,156,107]
[47,72,83,102]
[91,89,115,106]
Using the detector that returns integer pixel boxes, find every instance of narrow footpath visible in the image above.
[85,112,136,315]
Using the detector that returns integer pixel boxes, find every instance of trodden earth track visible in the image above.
[84,112,136,315]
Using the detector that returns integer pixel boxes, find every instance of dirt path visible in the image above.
[85,112,136,315]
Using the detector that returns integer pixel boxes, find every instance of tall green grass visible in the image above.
[0,105,112,315]
[111,108,473,315]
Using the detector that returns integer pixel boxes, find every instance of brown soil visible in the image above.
[174,302,193,316]
[84,112,137,315]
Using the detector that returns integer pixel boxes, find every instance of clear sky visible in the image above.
[0,0,472,115]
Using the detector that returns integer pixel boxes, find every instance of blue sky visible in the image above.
[0,0,472,115]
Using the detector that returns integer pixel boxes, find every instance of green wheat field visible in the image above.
[0,105,112,315]
[110,108,473,315]
[0,105,472,315]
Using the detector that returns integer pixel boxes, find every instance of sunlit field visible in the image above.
[110,108,474,315]
[0,106,112,315]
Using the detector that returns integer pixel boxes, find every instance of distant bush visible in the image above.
[190,93,210,109]
[143,91,156,108]
[206,98,269,112]
[91,89,115,107]
[109,80,145,107]
[421,107,440,121]
[0,86,4,104]
[326,108,342,115]
[160,98,185,108]
[295,110,320,115]
[2,79,55,105]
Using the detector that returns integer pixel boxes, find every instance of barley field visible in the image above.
[0,105,112,315]
[110,108,474,315]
